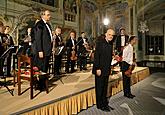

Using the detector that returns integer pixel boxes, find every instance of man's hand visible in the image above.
[96,69,101,76]
[39,52,43,58]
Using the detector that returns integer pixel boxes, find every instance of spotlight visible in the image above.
[103,18,110,26]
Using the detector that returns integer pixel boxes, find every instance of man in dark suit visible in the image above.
[31,9,52,90]
[0,21,6,57]
[53,27,64,75]
[92,28,115,112]
[65,31,77,73]
[115,27,129,56]
[77,32,88,71]
[32,9,52,73]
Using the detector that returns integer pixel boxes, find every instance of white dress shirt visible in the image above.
[0,36,2,43]
[121,35,125,46]
[83,38,86,44]
[42,19,53,42]
[122,44,133,65]
[71,38,75,46]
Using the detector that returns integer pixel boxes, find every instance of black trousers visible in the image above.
[95,75,109,108]
[33,54,50,73]
[79,56,87,70]
[33,54,50,90]
[121,61,131,95]
[65,58,76,73]
[122,72,131,95]
[54,55,62,75]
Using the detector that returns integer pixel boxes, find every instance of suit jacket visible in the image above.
[66,37,77,58]
[32,19,52,56]
[92,37,113,76]
[115,35,129,53]
[77,37,88,55]
[0,33,5,56]
[54,34,64,47]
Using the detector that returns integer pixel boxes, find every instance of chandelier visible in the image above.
[138,20,149,33]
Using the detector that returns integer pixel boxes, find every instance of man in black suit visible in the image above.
[65,31,77,73]
[115,27,129,56]
[0,21,6,57]
[92,28,115,112]
[32,9,52,73]
[53,27,64,75]
[31,9,52,90]
[77,32,88,71]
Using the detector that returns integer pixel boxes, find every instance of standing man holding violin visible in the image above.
[53,27,64,76]
[65,30,77,73]
[121,36,137,99]
[77,32,88,71]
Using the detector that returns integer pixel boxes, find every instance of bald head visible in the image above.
[105,29,115,42]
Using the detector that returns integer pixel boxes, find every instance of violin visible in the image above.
[125,64,135,77]
[70,46,77,61]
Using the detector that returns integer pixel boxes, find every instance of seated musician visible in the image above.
[65,30,77,73]
[121,36,138,99]
[77,32,88,71]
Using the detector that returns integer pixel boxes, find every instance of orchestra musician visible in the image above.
[0,21,5,57]
[115,27,129,56]
[121,36,137,99]
[4,26,14,76]
[65,30,77,73]
[53,26,64,76]
[31,9,52,91]
[77,32,88,71]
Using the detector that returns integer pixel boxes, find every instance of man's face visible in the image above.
[0,26,3,33]
[132,37,138,45]
[27,28,31,34]
[5,27,10,34]
[70,32,75,39]
[120,29,125,35]
[105,29,115,41]
[56,28,61,35]
[42,10,51,22]
[81,33,85,38]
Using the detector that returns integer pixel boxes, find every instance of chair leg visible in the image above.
[45,78,49,94]
[0,81,14,96]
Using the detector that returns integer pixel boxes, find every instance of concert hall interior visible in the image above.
[0,0,165,115]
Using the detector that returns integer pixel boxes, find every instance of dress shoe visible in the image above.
[124,94,134,99]
[130,94,135,97]
[106,105,114,110]
[100,106,111,112]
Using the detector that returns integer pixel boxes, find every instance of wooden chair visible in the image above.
[17,55,49,99]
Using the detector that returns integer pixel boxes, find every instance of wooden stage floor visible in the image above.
[0,66,150,115]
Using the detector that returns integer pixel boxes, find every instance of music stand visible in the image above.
[0,46,14,96]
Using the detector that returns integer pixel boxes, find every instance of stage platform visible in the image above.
[0,66,150,115]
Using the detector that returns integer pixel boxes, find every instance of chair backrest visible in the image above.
[17,55,33,79]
